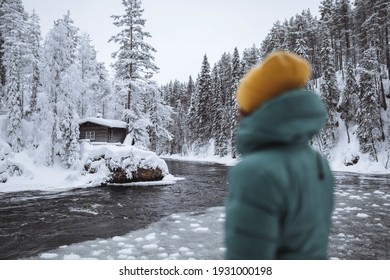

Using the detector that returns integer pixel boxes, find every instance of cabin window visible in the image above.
[85,131,96,140]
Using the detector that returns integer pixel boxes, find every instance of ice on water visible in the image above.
[36,207,225,260]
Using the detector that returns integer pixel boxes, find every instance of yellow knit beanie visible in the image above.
[236,51,311,114]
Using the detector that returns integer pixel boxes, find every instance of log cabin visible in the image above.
[79,117,128,143]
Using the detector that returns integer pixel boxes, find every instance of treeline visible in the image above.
[160,46,259,157]
[161,0,390,164]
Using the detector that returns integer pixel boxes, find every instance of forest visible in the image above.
[161,0,390,167]
[1,0,390,173]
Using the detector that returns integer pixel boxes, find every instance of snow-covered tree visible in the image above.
[25,10,42,117]
[260,20,288,57]
[40,12,81,167]
[231,47,241,158]
[242,44,260,74]
[216,53,233,157]
[186,75,199,148]
[293,13,310,62]
[357,48,383,161]
[339,59,359,143]
[147,84,173,154]
[0,0,30,152]
[109,0,158,110]
[109,0,159,147]
[78,33,100,118]
[166,80,182,154]
[320,24,339,157]
[196,54,212,147]
[96,62,112,118]
[334,0,353,70]
[210,65,222,154]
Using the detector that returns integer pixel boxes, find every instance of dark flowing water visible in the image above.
[0,160,389,260]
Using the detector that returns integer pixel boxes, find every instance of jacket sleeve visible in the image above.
[225,160,284,259]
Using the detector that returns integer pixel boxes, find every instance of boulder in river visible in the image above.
[81,143,169,184]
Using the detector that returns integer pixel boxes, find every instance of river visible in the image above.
[0,159,389,259]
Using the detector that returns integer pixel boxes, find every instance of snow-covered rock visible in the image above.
[81,142,169,184]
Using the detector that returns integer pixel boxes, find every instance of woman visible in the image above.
[225,51,334,259]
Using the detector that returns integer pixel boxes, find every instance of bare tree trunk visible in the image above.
[379,78,387,110]
[371,138,378,162]
[127,0,134,114]
[386,25,390,79]
[345,122,351,144]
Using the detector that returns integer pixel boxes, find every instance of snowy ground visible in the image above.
[0,143,177,193]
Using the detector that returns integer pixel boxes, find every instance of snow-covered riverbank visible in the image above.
[1,149,389,194]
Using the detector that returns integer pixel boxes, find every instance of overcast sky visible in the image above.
[22,0,324,84]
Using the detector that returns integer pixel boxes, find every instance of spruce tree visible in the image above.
[187,74,200,147]
[217,53,233,156]
[293,13,310,62]
[210,64,225,156]
[147,84,173,154]
[242,44,260,74]
[0,0,30,152]
[231,47,241,158]
[197,54,212,148]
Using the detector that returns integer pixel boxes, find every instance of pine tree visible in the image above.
[109,0,158,110]
[293,13,310,62]
[302,9,321,81]
[357,48,383,161]
[109,0,159,147]
[334,0,353,71]
[320,24,339,157]
[339,59,359,143]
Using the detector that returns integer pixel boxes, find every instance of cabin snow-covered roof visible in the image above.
[79,117,128,129]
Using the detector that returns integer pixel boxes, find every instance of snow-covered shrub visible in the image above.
[0,139,12,183]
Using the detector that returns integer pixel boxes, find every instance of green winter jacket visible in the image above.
[225,89,334,260]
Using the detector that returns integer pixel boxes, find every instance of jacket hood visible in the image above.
[236,89,327,155]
